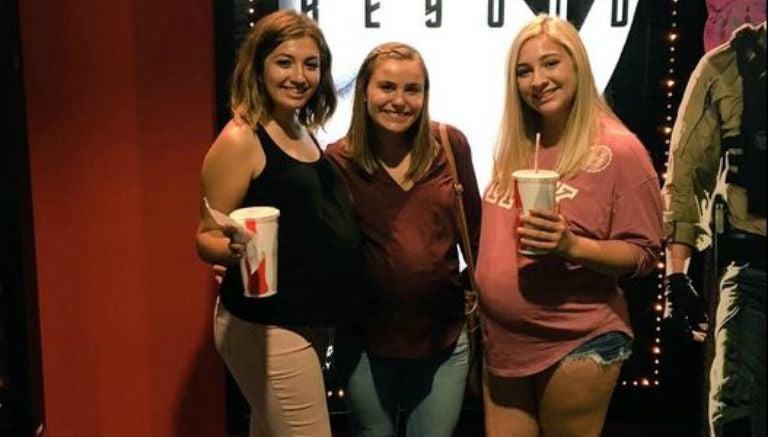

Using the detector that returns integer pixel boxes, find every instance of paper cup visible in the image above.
[229,207,280,298]
[512,169,559,256]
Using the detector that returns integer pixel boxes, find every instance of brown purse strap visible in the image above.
[439,123,478,294]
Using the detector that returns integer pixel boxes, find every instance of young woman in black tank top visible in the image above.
[196,11,361,437]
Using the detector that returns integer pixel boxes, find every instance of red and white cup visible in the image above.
[229,206,280,298]
[512,169,559,256]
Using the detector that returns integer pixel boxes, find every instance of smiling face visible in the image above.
[263,36,321,116]
[515,33,578,126]
[365,57,426,136]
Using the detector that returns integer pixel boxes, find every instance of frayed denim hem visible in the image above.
[560,331,634,367]
[561,347,633,367]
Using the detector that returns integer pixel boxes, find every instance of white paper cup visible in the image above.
[512,169,559,256]
[229,206,280,298]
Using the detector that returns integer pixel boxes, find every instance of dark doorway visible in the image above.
[1,0,46,435]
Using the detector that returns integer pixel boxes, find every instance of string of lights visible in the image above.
[619,0,680,390]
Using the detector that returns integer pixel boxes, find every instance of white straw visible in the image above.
[534,132,541,173]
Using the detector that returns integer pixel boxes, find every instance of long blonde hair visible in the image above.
[493,14,615,195]
[229,10,336,130]
[345,42,435,182]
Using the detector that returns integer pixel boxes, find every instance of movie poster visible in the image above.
[277,0,639,188]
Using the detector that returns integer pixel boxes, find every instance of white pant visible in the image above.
[214,301,332,437]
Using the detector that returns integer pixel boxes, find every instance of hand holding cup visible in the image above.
[222,224,252,264]
[517,208,573,255]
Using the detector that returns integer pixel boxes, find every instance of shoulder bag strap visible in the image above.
[439,123,479,296]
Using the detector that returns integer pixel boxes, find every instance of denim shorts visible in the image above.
[562,331,633,366]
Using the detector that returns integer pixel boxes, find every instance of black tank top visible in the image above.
[219,125,363,326]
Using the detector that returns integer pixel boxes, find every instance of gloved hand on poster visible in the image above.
[664,273,709,342]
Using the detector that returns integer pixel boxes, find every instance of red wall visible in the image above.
[18,0,226,435]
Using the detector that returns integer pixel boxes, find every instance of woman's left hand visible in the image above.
[517,208,574,256]
[213,264,228,284]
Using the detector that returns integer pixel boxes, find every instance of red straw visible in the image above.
[534,132,541,173]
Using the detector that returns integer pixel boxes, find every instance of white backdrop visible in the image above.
[280,0,639,190]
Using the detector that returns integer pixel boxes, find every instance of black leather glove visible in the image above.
[664,273,709,342]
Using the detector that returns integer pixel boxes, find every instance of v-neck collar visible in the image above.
[379,158,415,192]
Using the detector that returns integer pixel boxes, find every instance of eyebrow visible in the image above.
[373,79,423,86]
[272,52,319,59]
[517,51,561,65]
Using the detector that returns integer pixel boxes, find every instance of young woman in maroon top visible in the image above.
[326,43,481,437]
[475,15,663,437]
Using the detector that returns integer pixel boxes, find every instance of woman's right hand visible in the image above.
[517,208,573,255]
[222,224,251,264]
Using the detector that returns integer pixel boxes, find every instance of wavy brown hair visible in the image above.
[230,10,336,130]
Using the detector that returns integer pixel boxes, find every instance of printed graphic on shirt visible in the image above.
[485,183,514,209]
[583,145,613,173]
[556,182,579,202]
[485,181,579,208]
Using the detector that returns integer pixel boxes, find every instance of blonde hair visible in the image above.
[229,10,336,130]
[345,42,435,182]
[493,14,616,195]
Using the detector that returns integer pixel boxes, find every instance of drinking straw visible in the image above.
[534,132,541,173]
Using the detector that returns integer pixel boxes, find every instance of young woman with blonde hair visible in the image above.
[476,15,664,437]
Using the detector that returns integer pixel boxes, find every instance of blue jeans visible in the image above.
[563,331,633,366]
[709,263,766,437]
[339,329,469,437]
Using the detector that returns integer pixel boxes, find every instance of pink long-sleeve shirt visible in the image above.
[476,115,663,377]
